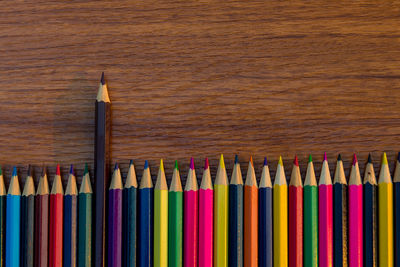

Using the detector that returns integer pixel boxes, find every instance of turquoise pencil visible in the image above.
[6,166,21,267]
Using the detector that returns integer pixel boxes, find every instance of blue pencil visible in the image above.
[364,154,378,267]
[6,166,21,267]
[123,160,138,267]
[64,165,78,267]
[138,161,153,267]
[394,152,400,267]
[259,157,272,267]
[229,155,243,267]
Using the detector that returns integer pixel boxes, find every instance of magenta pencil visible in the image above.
[319,153,333,267]
[184,158,199,267]
[349,154,363,267]
[198,158,213,267]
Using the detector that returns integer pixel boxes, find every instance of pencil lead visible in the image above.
[368,153,372,163]
[0,166,2,176]
[398,152,400,162]
[308,154,312,163]
[100,72,105,85]
[323,152,327,161]
[234,155,239,164]
[27,165,32,176]
[382,152,388,165]
[130,159,134,165]
[159,159,164,172]
[219,154,225,169]
[69,164,74,175]
[250,156,253,166]
[293,155,299,166]
[41,166,47,177]
[175,160,179,170]
[264,157,268,166]
[190,157,195,170]
[114,162,119,170]
[352,154,358,166]
[144,160,149,169]
[337,154,342,161]
[56,164,60,176]
[84,163,89,175]
[204,158,209,169]
[278,156,283,166]
[12,166,17,177]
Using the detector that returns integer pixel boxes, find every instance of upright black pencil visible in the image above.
[363,154,378,267]
[20,165,35,267]
[94,72,111,267]
[333,154,348,267]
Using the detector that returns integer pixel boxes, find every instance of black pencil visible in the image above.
[94,72,111,267]
[21,165,35,267]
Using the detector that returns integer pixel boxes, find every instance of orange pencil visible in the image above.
[244,157,258,266]
[49,165,64,266]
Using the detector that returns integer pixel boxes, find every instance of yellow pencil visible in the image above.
[378,152,394,267]
[154,159,168,267]
[273,156,288,267]
[214,154,229,267]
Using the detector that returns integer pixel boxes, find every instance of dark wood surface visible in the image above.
[1,1,400,184]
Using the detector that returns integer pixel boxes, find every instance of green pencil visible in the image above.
[168,160,183,267]
[304,155,318,267]
[78,164,93,267]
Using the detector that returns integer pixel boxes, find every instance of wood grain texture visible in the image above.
[0,1,400,184]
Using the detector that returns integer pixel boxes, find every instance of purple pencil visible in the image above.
[108,163,123,267]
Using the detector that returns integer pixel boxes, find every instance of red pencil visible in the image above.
[289,155,303,267]
[49,165,64,266]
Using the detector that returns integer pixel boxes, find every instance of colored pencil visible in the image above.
[349,154,363,267]
[394,153,400,267]
[259,157,272,267]
[169,160,183,267]
[154,160,168,267]
[138,161,153,267]
[273,156,288,267]
[0,166,4,267]
[184,158,199,267]
[244,157,258,266]
[288,156,303,267]
[199,158,213,267]
[378,152,394,266]
[6,166,21,267]
[20,166,35,267]
[108,163,123,267]
[78,164,93,267]
[333,154,347,267]
[304,155,318,267]
[49,165,64,267]
[64,165,78,267]
[214,154,229,267]
[319,153,333,267]
[94,72,111,267]
[363,154,377,267]
[123,160,138,267]
[34,167,49,267]
[229,155,243,267]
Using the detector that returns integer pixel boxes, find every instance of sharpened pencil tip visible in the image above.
[293,155,299,166]
[12,166,17,177]
[278,156,283,166]
[337,154,342,161]
[0,166,2,176]
[84,163,89,175]
[382,152,388,165]
[174,160,179,170]
[352,154,357,166]
[69,164,74,175]
[100,72,105,85]
[56,164,60,175]
[368,153,372,163]
[204,158,209,169]
[144,160,148,169]
[323,152,327,161]
[250,156,253,166]
[160,159,164,172]
[190,157,194,170]
[308,154,312,163]
[114,162,119,170]
[398,152,400,162]
[264,157,268,166]
[129,159,133,165]
[234,155,239,164]
[27,165,32,176]
[219,154,225,169]
[41,166,47,177]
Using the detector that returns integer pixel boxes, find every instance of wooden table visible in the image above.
[1,1,399,184]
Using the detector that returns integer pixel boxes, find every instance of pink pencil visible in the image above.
[349,154,363,267]
[184,158,199,267]
[319,153,333,267]
[199,158,213,267]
